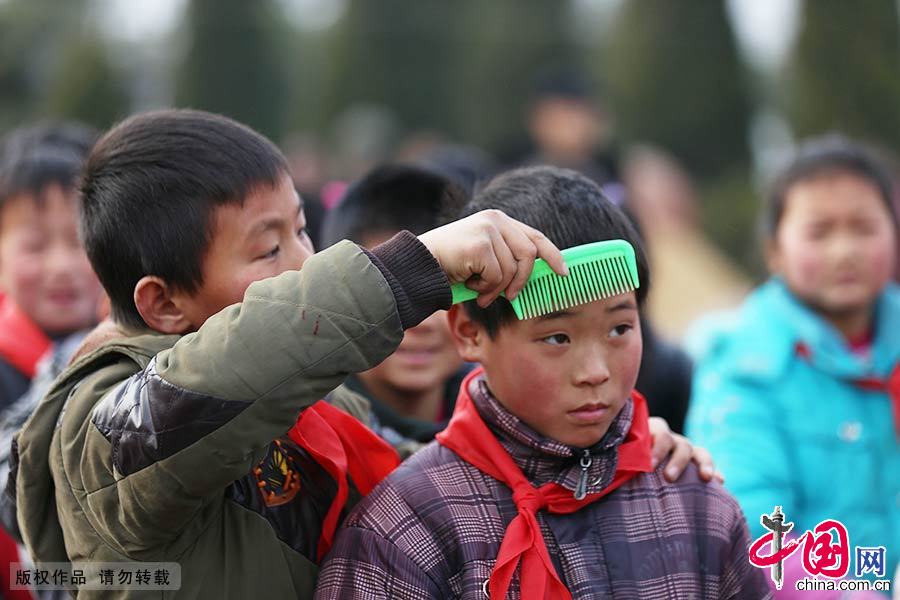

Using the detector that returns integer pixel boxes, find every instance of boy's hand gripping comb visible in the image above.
[450,239,640,320]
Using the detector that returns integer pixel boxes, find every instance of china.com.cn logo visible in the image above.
[747,506,887,591]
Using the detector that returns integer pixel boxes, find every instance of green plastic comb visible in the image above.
[450,239,640,320]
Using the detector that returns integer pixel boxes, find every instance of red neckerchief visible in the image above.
[288,400,401,561]
[796,342,900,438]
[436,367,653,600]
[0,526,32,600]
[0,296,50,379]
[846,330,874,354]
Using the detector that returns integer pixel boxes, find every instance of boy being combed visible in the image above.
[315,167,769,600]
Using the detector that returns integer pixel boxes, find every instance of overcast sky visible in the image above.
[90,0,801,73]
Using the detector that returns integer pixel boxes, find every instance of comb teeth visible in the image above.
[514,255,637,320]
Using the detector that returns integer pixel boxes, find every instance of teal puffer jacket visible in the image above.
[686,278,899,584]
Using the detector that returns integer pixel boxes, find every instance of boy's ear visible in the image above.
[446,304,488,363]
[134,276,192,335]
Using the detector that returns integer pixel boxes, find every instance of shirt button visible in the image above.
[839,422,862,442]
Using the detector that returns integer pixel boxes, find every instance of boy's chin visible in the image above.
[553,426,610,450]
[33,314,97,337]
[818,290,880,317]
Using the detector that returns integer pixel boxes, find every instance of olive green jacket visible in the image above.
[13,235,449,598]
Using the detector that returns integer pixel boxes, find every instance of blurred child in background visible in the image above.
[0,122,101,600]
[0,123,102,407]
[687,134,899,594]
[320,165,471,444]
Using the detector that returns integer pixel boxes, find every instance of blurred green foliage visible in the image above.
[698,168,766,280]
[322,0,576,152]
[45,35,128,127]
[322,0,459,138]
[447,0,578,152]
[785,0,900,150]
[0,0,127,131]
[174,0,290,141]
[602,0,751,179]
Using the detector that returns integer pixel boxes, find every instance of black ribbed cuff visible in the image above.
[365,231,451,329]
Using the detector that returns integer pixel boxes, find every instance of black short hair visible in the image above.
[80,109,289,329]
[530,64,596,104]
[0,122,98,222]
[320,164,467,248]
[766,133,899,236]
[460,166,649,337]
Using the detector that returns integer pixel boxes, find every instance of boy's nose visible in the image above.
[573,346,611,387]
[828,231,861,264]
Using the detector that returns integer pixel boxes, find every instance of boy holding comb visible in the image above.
[13,109,567,598]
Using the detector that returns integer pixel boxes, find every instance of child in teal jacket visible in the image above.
[687,134,899,591]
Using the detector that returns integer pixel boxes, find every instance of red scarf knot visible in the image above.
[513,487,546,514]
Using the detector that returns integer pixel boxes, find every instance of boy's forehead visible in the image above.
[494,293,638,334]
[210,177,302,234]
[784,172,888,221]
[0,185,77,230]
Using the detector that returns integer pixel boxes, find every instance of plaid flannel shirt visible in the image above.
[315,377,772,599]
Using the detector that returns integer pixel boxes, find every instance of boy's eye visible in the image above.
[21,237,48,253]
[542,333,570,345]
[807,225,830,240]
[297,227,308,239]
[609,324,633,338]
[261,245,280,259]
[851,220,878,236]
